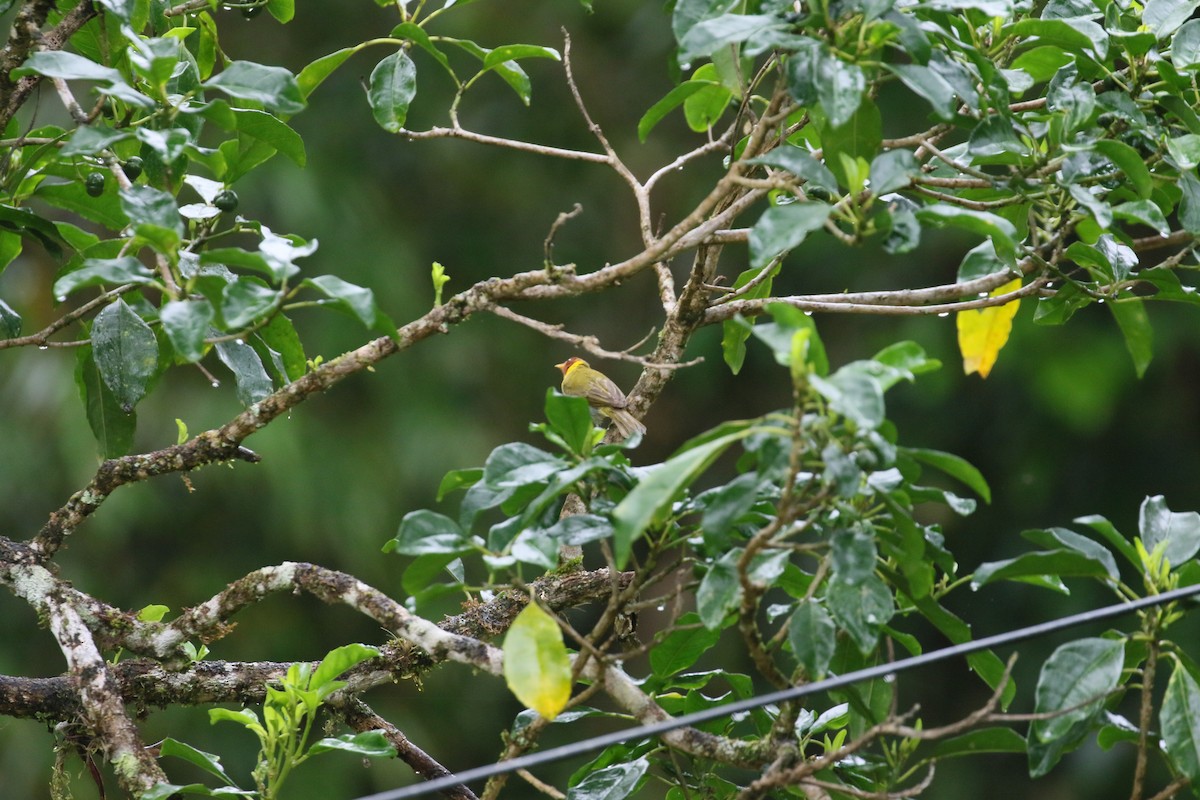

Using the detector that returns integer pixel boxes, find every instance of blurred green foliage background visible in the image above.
[2,0,1199,797]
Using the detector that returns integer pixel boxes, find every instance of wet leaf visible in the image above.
[956,277,1022,378]
[503,601,572,719]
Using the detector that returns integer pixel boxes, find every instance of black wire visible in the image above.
[353,583,1200,800]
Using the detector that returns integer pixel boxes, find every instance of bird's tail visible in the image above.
[604,407,646,440]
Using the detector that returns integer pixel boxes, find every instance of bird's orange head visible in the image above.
[555,357,588,375]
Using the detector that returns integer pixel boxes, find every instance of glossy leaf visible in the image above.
[311,643,381,692]
[158,738,236,785]
[638,81,713,141]
[650,613,722,677]
[160,299,214,363]
[75,343,137,457]
[903,447,991,503]
[214,339,273,406]
[389,510,471,555]
[612,429,753,568]
[1109,299,1153,378]
[1161,663,1200,786]
[503,601,572,719]
[297,47,357,98]
[206,61,305,115]
[972,550,1115,589]
[748,202,831,268]
[1139,495,1200,568]
[1031,637,1124,742]
[53,257,157,299]
[308,731,396,758]
[789,601,837,678]
[696,550,741,629]
[566,757,649,800]
[92,299,158,412]
[369,51,418,132]
[544,390,593,455]
[827,573,893,655]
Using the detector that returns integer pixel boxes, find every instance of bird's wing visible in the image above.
[586,375,628,409]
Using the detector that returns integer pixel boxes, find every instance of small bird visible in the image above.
[554,357,646,439]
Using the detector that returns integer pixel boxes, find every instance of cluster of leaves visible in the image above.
[973,495,1200,780]
[386,313,1015,794]
[1,0,401,456]
[653,0,1200,378]
[145,644,394,799]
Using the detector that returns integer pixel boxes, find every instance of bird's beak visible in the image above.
[554,360,567,373]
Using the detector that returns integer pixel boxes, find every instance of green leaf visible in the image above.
[503,601,572,719]
[827,573,893,654]
[12,50,123,82]
[746,146,839,195]
[1031,637,1124,742]
[160,299,214,363]
[820,99,882,191]
[1000,18,1108,59]
[831,524,877,584]
[1111,200,1170,236]
[817,52,866,129]
[389,510,471,555]
[650,613,722,676]
[1161,663,1200,785]
[303,274,388,330]
[369,51,418,133]
[1074,514,1141,568]
[677,14,789,65]
[158,738,236,785]
[311,643,381,692]
[927,727,1027,759]
[683,64,734,132]
[696,549,741,629]
[298,47,357,98]
[308,731,396,758]
[120,185,183,249]
[916,204,1018,266]
[206,61,305,115]
[214,339,273,406]
[789,601,837,678]
[256,313,306,381]
[810,370,885,429]
[75,343,137,458]
[92,299,158,412]
[266,0,295,23]
[971,550,1114,590]
[222,277,279,329]
[483,442,563,488]
[482,44,560,69]
[903,447,991,503]
[886,63,958,119]
[1139,495,1200,567]
[1174,19,1200,67]
[1109,299,1153,378]
[567,757,649,800]
[0,298,20,339]
[1092,140,1152,200]
[1178,172,1200,234]
[749,303,829,376]
[748,202,831,268]
[611,428,754,568]
[868,149,917,196]
[437,467,483,501]
[53,257,157,299]
[232,109,306,167]
[391,23,454,78]
[700,472,760,540]
[545,389,593,455]
[638,81,711,142]
[1022,527,1121,582]
[1145,0,1200,37]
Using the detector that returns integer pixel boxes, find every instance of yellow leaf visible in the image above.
[502,601,572,720]
[955,277,1022,378]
